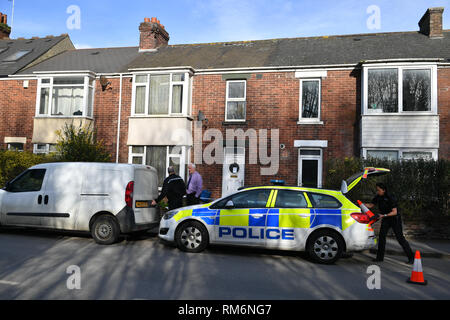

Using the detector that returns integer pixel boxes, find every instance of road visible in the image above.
[0,227,449,300]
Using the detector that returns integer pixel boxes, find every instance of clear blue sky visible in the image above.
[1,0,449,49]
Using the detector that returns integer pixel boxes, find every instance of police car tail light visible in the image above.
[125,181,134,208]
[350,212,370,224]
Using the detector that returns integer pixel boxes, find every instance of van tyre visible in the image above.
[92,215,120,245]
[175,220,209,253]
[307,230,344,264]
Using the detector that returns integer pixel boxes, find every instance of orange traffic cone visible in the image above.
[407,251,428,285]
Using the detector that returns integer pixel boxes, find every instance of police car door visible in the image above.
[266,189,313,250]
[215,189,272,246]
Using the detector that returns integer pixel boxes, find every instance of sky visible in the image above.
[0,0,449,49]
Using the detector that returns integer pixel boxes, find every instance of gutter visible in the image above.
[116,73,123,163]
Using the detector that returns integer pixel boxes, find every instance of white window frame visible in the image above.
[7,143,24,152]
[225,80,247,122]
[33,143,57,155]
[298,78,323,124]
[362,63,438,115]
[131,72,190,117]
[298,148,323,188]
[128,145,188,181]
[362,148,438,161]
[35,75,96,119]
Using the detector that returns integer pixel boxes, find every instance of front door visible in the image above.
[222,147,245,197]
[2,169,48,226]
[298,149,322,188]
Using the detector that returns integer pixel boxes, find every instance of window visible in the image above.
[300,79,321,121]
[275,190,308,208]
[8,169,46,193]
[308,193,341,209]
[364,149,436,160]
[33,144,57,155]
[215,189,271,209]
[366,150,399,161]
[364,65,436,114]
[226,80,246,121]
[129,145,187,187]
[368,68,398,113]
[132,73,187,116]
[37,77,95,117]
[3,50,31,62]
[7,143,24,152]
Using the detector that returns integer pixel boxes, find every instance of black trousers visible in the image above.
[168,198,183,211]
[187,193,200,206]
[377,215,414,260]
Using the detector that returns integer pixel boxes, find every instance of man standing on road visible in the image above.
[152,166,186,211]
[186,163,203,206]
[365,183,414,264]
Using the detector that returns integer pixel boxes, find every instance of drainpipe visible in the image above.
[115,73,123,163]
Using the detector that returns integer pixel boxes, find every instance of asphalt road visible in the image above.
[0,227,449,300]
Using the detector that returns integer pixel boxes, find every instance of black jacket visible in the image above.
[372,193,400,216]
[156,174,186,209]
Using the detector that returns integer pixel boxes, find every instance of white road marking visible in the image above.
[0,280,20,286]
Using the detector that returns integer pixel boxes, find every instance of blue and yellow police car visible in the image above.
[159,168,389,264]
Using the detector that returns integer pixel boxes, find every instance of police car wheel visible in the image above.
[307,230,344,264]
[175,221,209,253]
[91,215,120,245]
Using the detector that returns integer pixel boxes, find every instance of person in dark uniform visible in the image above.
[151,166,186,211]
[365,183,414,264]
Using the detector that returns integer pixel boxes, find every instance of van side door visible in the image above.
[2,169,48,226]
[41,165,82,230]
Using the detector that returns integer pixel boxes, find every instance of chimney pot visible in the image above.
[144,17,150,23]
[151,17,157,23]
[419,7,444,38]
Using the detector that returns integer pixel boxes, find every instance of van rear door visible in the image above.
[133,166,159,224]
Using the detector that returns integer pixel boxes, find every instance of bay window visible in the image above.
[37,76,95,118]
[364,64,437,114]
[129,145,187,187]
[132,72,188,116]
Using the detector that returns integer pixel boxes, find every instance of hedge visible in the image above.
[0,150,56,187]
[324,157,450,222]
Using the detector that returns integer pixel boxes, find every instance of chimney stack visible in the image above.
[419,7,444,38]
[0,12,11,40]
[139,17,169,51]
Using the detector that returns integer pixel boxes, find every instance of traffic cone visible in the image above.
[407,251,428,285]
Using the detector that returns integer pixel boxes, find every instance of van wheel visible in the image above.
[175,220,209,253]
[307,230,344,264]
[91,215,120,245]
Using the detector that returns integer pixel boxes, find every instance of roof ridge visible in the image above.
[166,30,431,48]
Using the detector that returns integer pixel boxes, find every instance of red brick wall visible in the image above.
[438,67,450,158]
[191,70,361,198]
[0,79,37,151]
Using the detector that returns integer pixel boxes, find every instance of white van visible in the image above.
[0,162,159,244]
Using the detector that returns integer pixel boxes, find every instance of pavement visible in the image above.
[368,237,450,259]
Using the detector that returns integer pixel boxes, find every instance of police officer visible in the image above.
[152,166,186,211]
[365,183,414,264]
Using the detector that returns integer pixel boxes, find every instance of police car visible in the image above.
[159,168,389,264]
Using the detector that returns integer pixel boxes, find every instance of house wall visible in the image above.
[191,69,361,198]
[438,67,450,158]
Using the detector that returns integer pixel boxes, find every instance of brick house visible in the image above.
[0,7,449,198]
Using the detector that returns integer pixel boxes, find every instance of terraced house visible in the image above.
[0,7,448,198]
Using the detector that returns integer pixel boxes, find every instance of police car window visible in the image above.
[308,193,341,208]
[275,190,308,208]
[215,189,271,209]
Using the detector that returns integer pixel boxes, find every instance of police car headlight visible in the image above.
[163,210,179,220]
